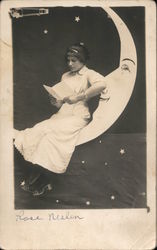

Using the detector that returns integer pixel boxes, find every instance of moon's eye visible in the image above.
[121,64,130,72]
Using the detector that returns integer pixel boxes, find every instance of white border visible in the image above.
[0,1,156,249]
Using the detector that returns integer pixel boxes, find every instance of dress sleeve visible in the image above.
[87,69,106,86]
[61,72,68,81]
[87,69,110,101]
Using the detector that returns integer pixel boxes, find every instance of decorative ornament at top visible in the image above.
[9,8,49,18]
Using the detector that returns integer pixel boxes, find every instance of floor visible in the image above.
[14,133,147,209]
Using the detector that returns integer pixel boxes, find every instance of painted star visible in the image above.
[75,16,80,22]
[120,148,125,155]
[20,180,25,186]
[44,29,48,34]
[86,201,90,205]
[139,192,146,196]
[82,160,85,164]
[105,162,108,166]
[111,195,115,200]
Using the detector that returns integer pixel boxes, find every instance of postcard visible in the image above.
[0,0,156,249]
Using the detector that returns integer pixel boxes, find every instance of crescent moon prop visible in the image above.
[76,7,137,145]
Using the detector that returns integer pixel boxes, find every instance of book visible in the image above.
[43,81,74,100]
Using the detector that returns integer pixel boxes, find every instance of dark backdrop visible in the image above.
[13,7,146,209]
[13,7,146,134]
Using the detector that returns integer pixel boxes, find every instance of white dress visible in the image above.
[14,66,106,173]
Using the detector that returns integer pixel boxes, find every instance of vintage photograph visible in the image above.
[0,1,156,249]
[12,6,146,209]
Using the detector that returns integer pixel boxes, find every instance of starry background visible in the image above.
[12,7,146,209]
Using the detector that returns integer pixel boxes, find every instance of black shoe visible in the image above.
[32,184,53,197]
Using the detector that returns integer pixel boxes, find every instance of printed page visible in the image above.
[43,82,74,100]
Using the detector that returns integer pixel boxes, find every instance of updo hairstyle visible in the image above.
[65,42,89,64]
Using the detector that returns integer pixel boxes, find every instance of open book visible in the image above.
[43,81,74,100]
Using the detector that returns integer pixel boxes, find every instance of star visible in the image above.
[99,140,102,143]
[44,29,48,34]
[111,195,115,200]
[86,201,90,205]
[139,192,146,196]
[120,148,125,155]
[56,200,59,203]
[105,162,108,166]
[75,16,80,22]
[20,180,25,186]
[82,160,85,164]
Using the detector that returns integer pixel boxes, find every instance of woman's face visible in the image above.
[67,56,84,73]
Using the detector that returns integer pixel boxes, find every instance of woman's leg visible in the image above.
[14,148,46,191]
[20,161,56,195]
[14,146,56,195]
[31,168,56,196]
[25,164,43,185]
[20,164,44,192]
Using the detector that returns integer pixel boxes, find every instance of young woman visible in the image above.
[14,43,107,196]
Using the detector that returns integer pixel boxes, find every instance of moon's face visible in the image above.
[76,7,137,145]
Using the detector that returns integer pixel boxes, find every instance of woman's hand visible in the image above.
[63,95,78,104]
[54,100,63,108]
[49,95,63,108]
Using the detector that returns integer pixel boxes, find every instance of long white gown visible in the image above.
[14,66,106,173]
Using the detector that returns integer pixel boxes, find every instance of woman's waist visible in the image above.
[59,102,90,117]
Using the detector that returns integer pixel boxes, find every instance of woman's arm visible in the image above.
[84,82,106,100]
[64,82,106,104]
[63,69,107,104]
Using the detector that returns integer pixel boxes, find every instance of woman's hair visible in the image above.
[65,42,90,63]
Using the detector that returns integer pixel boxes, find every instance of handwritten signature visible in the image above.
[49,212,84,221]
[16,210,84,222]
[16,210,43,221]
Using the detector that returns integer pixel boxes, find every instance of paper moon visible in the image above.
[76,7,137,145]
